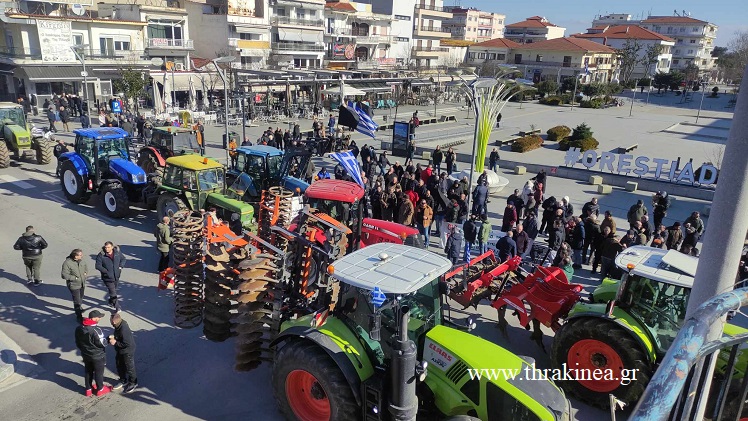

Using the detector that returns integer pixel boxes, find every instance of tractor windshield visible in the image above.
[172,132,200,153]
[267,155,282,180]
[621,275,690,352]
[308,198,358,224]
[98,137,130,160]
[0,107,25,127]
[197,168,224,191]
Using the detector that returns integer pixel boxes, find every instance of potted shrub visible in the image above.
[546,125,571,141]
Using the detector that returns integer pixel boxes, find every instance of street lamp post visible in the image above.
[71,44,90,111]
[696,81,708,123]
[629,78,638,117]
[212,56,236,164]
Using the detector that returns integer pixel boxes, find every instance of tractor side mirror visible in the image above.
[466,315,477,331]
[368,313,381,341]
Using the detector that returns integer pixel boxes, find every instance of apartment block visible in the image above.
[323,1,394,70]
[442,7,505,43]
[504,16,565,44]
[268,0,326,68]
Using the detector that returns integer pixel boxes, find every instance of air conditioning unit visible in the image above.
[175,63,185,71]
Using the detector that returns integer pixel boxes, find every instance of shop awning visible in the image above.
[20,66,86,81]
[150,73,203,91]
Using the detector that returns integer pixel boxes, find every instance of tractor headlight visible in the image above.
[132,173,146,183]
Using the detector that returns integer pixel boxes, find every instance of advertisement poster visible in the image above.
[332,44,356,59]
[37,20,77,63]
[392,121,410,157]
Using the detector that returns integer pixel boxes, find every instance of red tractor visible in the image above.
[136,126,202,178]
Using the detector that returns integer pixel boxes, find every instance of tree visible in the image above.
[112,68,146,112]
[711,46,728,57]
[683,63,700,82]
[640,44,663,77]
[559,76,577,93]
[570,123,593,141]
[581,83,603,98]
[534,80,559,97]
[616,38,642,82]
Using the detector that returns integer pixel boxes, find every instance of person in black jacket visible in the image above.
[95,242,126,312]
[444,225,462,265]
[548,219,566,263]
[463,215,478,262]
[75,310,111,397]
[109,313,137,393]
[13,226,48,285]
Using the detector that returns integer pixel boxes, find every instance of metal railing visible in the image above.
[147,38,194,48]
[413,46,449,53]
[630,287,748,421]
[272,42,325,52]
[0,47,42,59]
[271,16,324,27]
[414,3,446,12]
[417,25,451,33]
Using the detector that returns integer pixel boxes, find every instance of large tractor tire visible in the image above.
[35,138,53,165]
[100,183,130,218]
[59,160,91,204]
[157,193,188,220]
[551,318,652,408]
[273,340,359,421]
[137,150,165,179]
[0,141,9,168]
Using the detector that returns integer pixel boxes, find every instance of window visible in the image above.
[297,10,305,20]
[478,53,485,59]
[99,37,130,55]
[514,53,522,64]
[666,26,673,34]
[72,33,84,46]
[654,26,661,32]
[702,59,707,65]
[486,382,541,421]
[688,49,694,54]
[690,39,696,44]
[395,37,409,42]
[395,15,411,21]
[535,54,542,62]
[468,52,476,59]
[497,53,505,60]
[672,59,680,65]
[677,39,683,44]
[679,27,685,33]
[488,53,496,60]
[35,83,52,95]
[675,49,681,54]
[693,26,700,32]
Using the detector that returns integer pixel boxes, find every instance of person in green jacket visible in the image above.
[155,216,173,272]
[62,249,89,323]
[478,215,492,255]
[560,255,575,281]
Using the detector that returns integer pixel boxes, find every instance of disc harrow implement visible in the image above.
[171,210,206,329]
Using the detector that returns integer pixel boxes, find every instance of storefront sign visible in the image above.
[563,148,718,185]
[37,20,76,62]
[332,44,355,59]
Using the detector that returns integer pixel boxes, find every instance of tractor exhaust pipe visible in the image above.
[388,305,418,421]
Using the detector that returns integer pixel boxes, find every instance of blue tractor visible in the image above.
[227,145,312,201]
[57,127,152,218]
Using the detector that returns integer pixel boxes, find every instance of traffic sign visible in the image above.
[371,287,386,308]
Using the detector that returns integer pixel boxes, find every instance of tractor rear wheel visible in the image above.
[100,184,130,218]
[34,138,53,165]
[0,141,9,168]
[273,340,358,421]
[60,160,90,204]
[551,318,652,408]
[137,150,165,179]
[157,193,188,220]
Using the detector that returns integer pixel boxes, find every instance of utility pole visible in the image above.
[681,63,748,421]
[629,79,637,117]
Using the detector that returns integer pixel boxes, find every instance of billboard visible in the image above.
[37,20,77,63]
[332,43,355,59]
[392,121,410,157]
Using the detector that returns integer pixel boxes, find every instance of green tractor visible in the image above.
[267,243,571,421]
[0,102,53,168]
[153,154,254,229]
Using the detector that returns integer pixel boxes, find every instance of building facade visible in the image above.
[442,7,505,43]
[465,38,518,66]
[267,0,326,68]
[323,1,394,70]
[508,37,618,83]
[639,16,717,76]
[573,25,674,79]
[504,16,565,44]
[185,0,271,71]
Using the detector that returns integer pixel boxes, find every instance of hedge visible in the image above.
[511,135,543,153]
[559,136,599,152]
[546,125,571,141]
[539,96,563,106]
[579,98,604,108]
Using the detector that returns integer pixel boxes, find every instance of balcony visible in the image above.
[271,16,324,28]
[272,42,325,52]
[414,25,452,39]
[356,35,393,44]
[229,39,271,50]
[0,47,42,60]
[414,3,452,19]
[412,46,449,58]
[325,27,356,37]
[147,38,194,49]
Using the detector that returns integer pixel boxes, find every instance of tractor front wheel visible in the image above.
[273,340,358,421]
[550,318,652,408]
[34,138,53,165]
[100,184,130,218]
[157,193,188,220]
[0,141,9,168]
[60,160,90,204]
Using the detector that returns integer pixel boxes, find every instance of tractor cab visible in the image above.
[607,247,695,353]
[0,103,26,129]
[71,128,146,186]
[229,145,311,200]
[151,126,201,155]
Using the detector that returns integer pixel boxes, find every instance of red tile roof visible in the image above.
[506,16,559,28]
[325,2,356,12]
[641,16,707,24]
[573,25,674,42]
[517,37,616,53]
[471,37,522,49]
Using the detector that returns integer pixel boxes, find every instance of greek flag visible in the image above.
[584,63,591,75]
[348,101,378,139]
[330,150,365,188]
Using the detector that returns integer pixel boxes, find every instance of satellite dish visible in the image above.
[151,57,164,67]
[70,4,85,16]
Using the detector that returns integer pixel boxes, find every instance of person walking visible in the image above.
[570,217,585,269]
[478,216,491,255]
[415,199,433,248]
[95,242,126,312]
[472,181,489,217]
[75,310,111,397]
[489,148,500,172]
[109,313,137,393]
[445,147,456,174]
[62,249,89,323]
[501,202,518,232]
[154,216,172,272]
[432,145,443,174]
[444,225,463,266]
[46,107,57,132]
[59,106,71,132]
[463,215,478,262]
[13,226,48,286]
